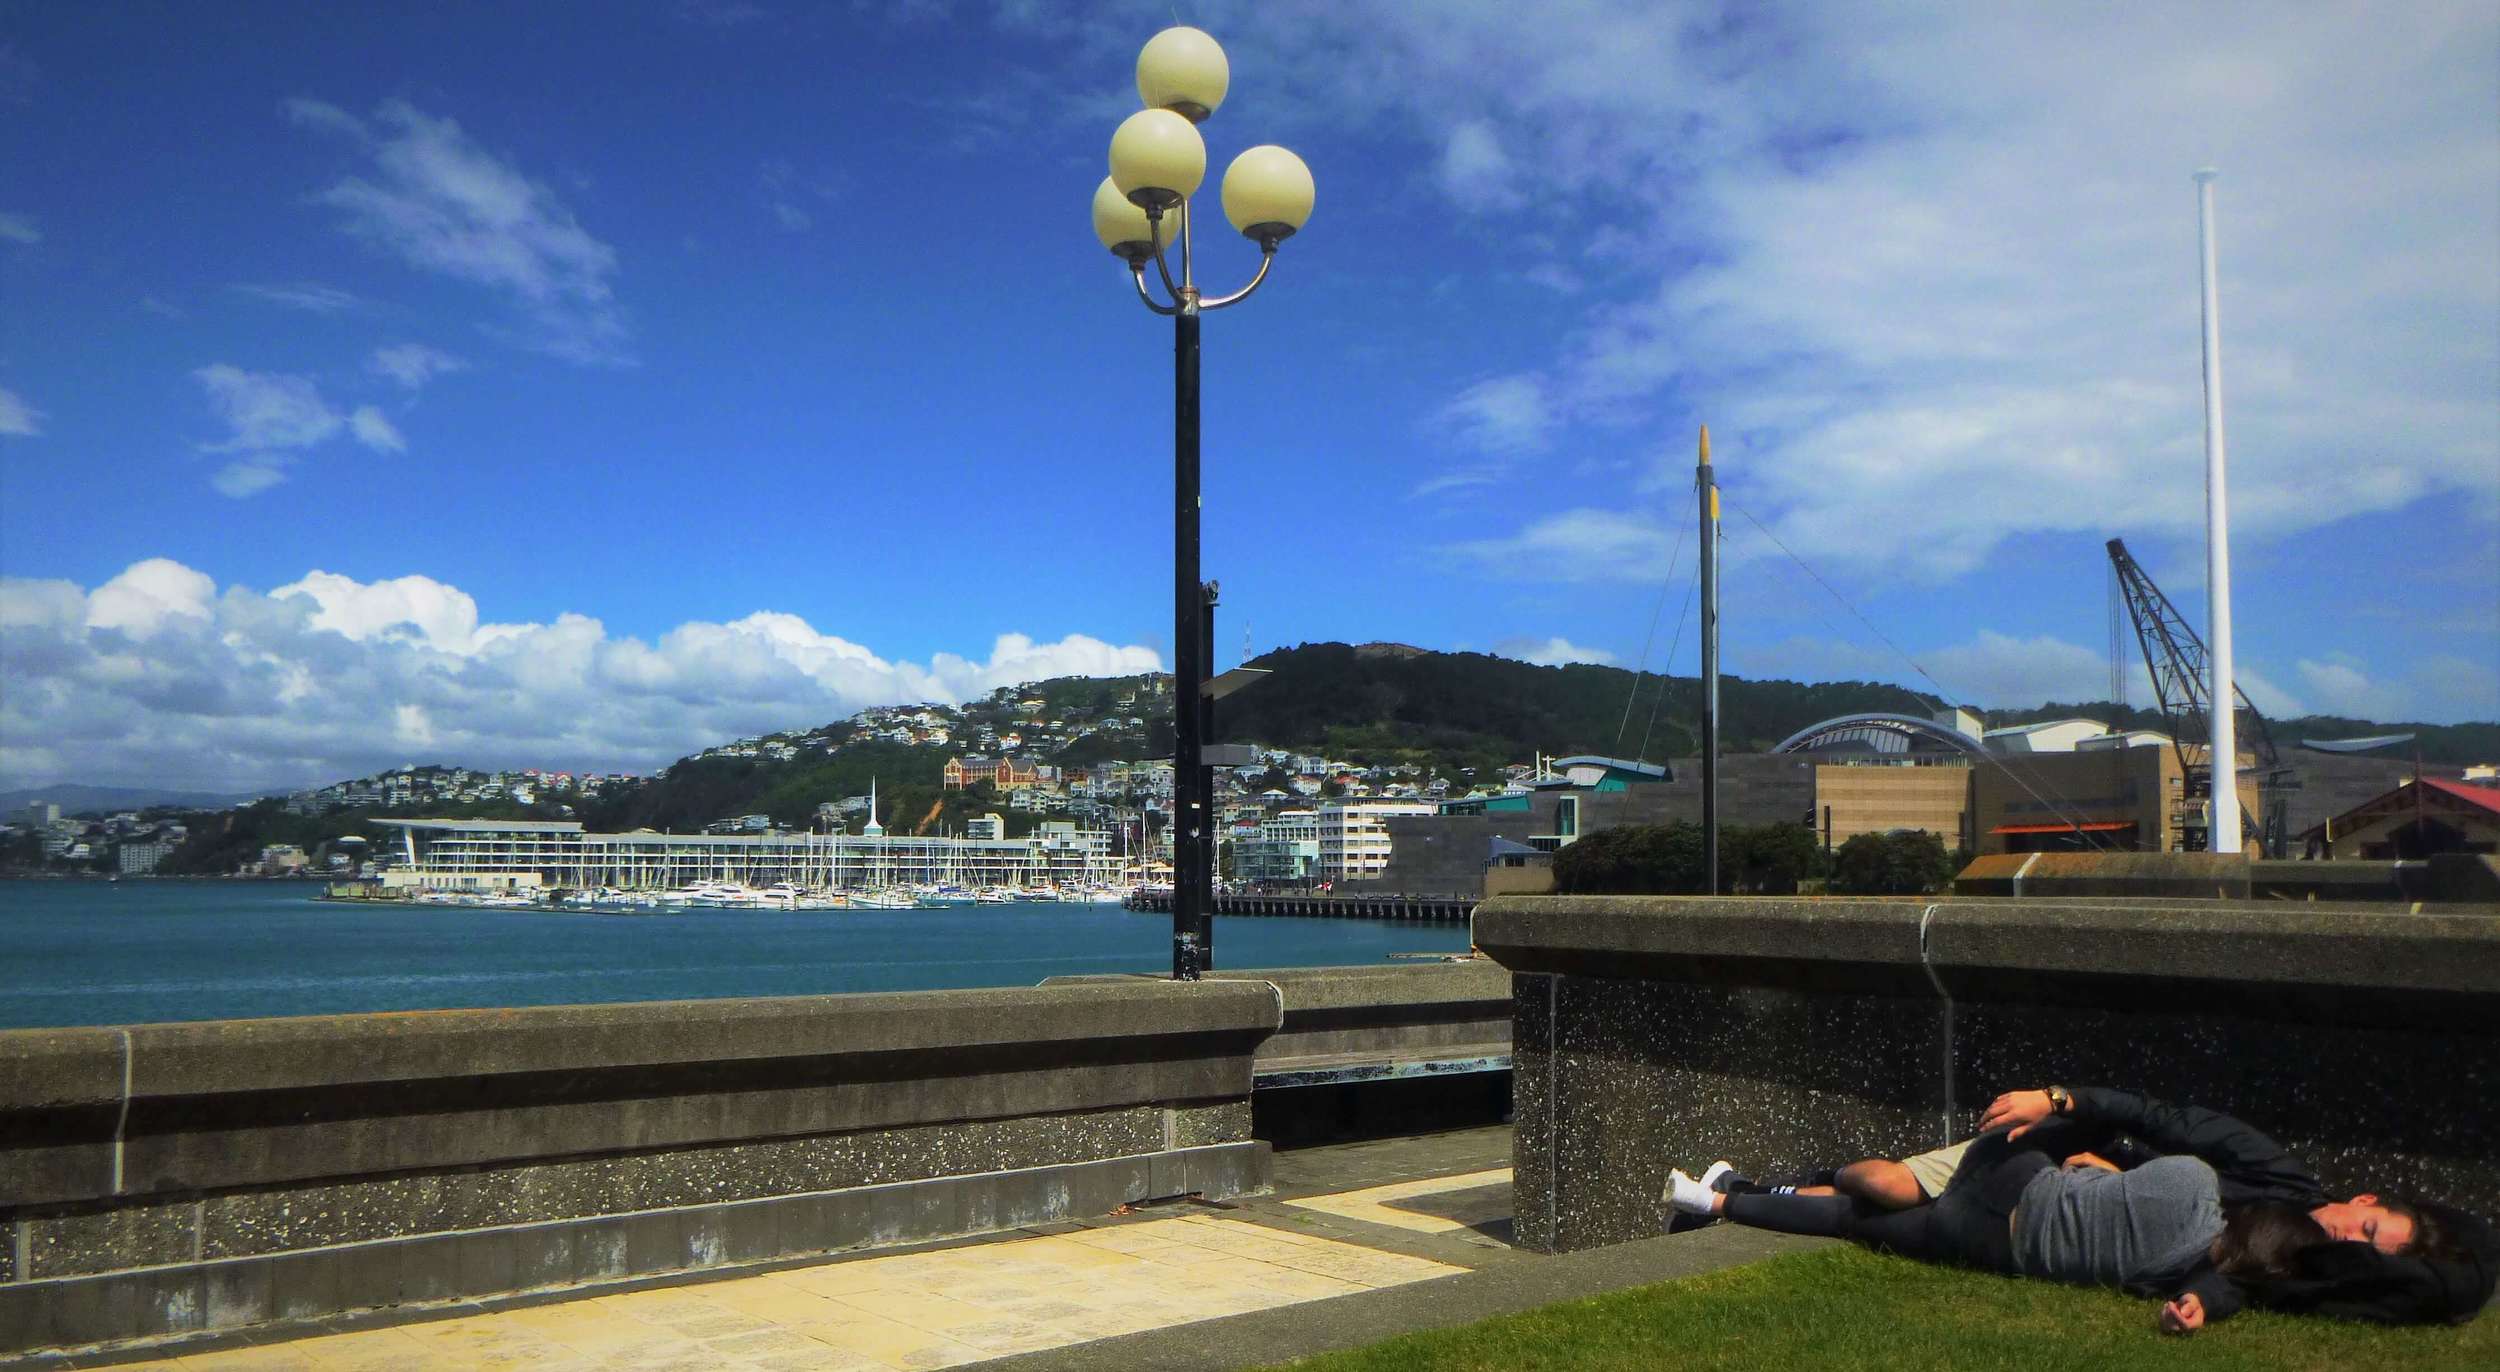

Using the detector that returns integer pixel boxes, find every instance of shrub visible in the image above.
[1828,830,1958,895]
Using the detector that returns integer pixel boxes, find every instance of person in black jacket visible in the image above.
[1665,1085,2497,1334]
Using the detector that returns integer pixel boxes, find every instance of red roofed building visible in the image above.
[2300,775,2500,860]
[943,755,1041,790]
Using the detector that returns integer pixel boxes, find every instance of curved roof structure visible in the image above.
[1769,712,1986,758]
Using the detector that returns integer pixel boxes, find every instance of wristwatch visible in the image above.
[2046,1085,2073,1115]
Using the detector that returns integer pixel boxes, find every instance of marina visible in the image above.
[368,816,1136,902]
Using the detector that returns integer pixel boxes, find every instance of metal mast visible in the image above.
[2194,168,2241,852]
[1697,425,1719,896]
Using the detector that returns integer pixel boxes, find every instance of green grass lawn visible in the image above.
[1268,1246,2495,1371]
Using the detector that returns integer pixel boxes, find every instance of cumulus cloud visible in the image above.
[0,385,40,436]
[0,560,1166,792]
[1496,636,1618,668]
[294,98,629,365]
[0,212,37,245]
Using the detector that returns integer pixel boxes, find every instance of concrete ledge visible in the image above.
[0,981,1280,1206]
[0,1141,1270,1356]
[1049,962,1514,1067]
[1476,895,2500,995]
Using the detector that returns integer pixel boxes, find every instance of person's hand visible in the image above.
[2158,1293,2205,1335]
[2064,1151,2119,1173]
[1979,1090,2054,1141]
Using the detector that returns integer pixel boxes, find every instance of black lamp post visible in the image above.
[1093,26,1314,980]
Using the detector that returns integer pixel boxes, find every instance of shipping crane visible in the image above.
[2105,538,2294,854]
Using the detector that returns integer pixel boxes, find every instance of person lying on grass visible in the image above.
[1664,1085,2497,1334]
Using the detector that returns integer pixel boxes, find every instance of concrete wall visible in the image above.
[0,981,1280,1353]
[1476,894,2500,1254]
[1047,962,1512,1072]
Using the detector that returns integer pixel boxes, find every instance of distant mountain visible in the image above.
[0,783,265,817]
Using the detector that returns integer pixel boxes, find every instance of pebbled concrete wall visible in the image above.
[1476,894,2500,1254]
[0,980,1279,1352]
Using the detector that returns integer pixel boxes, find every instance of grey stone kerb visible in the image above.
[1475,895,2500,1254]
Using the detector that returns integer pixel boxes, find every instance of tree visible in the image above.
[1726,821,1828,895]
[1551,823,1709,895]
[1827,830,1958,896]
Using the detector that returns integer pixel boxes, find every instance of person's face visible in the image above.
[2310,1195,2414,1255]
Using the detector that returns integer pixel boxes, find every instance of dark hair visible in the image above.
[2213,1202,2331,1282]
[2379,1197,2447,1260]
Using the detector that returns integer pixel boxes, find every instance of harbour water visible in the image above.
[0,879,1475,1030]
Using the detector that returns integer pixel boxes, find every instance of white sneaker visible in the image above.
[1664,1167,1720,1216]
[1699,1160,1737,1193]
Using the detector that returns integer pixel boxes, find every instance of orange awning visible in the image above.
[1991,822,2133,835]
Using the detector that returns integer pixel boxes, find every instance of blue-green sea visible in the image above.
[0,879,1473,1030]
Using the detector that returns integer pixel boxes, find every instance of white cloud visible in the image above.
[212,460,290,498]
[1452,507,1676,582]
[2293,652,2498,723]
[1496,636,1618,668]
[190,366,407,496]
[83,559,216,637]
[283,97,368,140]
[0,212,37,245]
[758,159,837,233]
[0,385,40,436]
[368,342,468,390]
[1271,4,2499,574]
[0,560,1167,791]
[297,98,629,365]
[347,405,405,453]
[193,365,343,452]
[1437,120,1521,211]
[232,281,362,313]
[1437,373,1553,459]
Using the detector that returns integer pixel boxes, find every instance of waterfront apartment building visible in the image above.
[372,818,1118,893]
[1317,799,1438,883]
[1233,809,1320,885]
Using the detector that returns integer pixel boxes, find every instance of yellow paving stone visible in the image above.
[748,1348,888,1372]
[771,1262,896,1298]
[791,1311,989,1369]
[823,1286,994,1334]
[694,1281,858,1325]
[707,1325,839,1359]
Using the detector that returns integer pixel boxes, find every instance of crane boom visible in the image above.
[2105,538,2283,851]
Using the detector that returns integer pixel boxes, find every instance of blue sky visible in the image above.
[2,1,2494,791]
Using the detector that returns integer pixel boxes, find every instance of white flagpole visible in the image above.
[2195,168,2240,853]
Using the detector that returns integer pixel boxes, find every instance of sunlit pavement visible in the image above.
[69,1130,1518,1371]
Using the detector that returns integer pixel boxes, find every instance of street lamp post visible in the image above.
[1091,26,1314,981]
